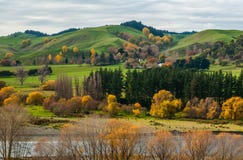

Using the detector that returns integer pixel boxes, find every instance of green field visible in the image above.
[0,64,124,91]
[210,64,242,75]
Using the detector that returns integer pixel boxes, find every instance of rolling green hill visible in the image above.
[170,29,243,51]
[0,25,145,63]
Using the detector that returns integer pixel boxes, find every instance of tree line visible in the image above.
[84,68,243,108]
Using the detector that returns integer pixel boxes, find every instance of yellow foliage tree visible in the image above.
[81,95,92,106]
[44,37,49,43]
[133,102,141,116]
[132,109,140,116]
[41,80,55,91]
[72,47,79,53]
[48,54,52,61]
[0,86,15,105]
[150,90,181,118]
[26,91,44,105]
[62,45,68,53]
[5,52,14,59]
[142,27,150,36]
[220,97,243,120]
[107,94,119,116]
[148,33,155,41]
[3,92,22,106]
[90,48,96,65]
[161,35,172,43]
[134,102,141,109]
[55,54,62,63]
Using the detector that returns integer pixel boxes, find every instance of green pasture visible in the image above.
[0,64,124,92]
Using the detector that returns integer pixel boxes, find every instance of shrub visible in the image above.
[67,96,83,113]
[0,71,15,77]
[3,92,24,106]
[28,69,38,76]
[41,80,55,91]
[0,86,15,105]
[26,91,44,105]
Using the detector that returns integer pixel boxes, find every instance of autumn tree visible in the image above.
[0,104,30,159]
[61,45,68,53]
[220,96,243,120]
[16,66,28,85]
[90,48,96,65]
[3,91,23,106]
[5,52,14,59]
[44,37,49,43]
[133,102,141,116]
[55,54,62,63]
[0,86,16,105]
[72,46,79,53]
[142,27,150,36]
[41,80,55,91]
[183,97,220,119]
[106,94,119,116]
[150,90,182,118]
[21,39,31,48]
[48,54,52,62]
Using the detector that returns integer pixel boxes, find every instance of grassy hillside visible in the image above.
[0,25,145,63]
[170,29,243,51]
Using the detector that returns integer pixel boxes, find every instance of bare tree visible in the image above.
[0,104,30,159]
[38,64,50,84]
[147,130,177,160]
[82,72,104,100]
[213,133,243,160]
[55,74,73,99]
[16,66,28,85]
[182,131,215,160]
[74,76,81,96]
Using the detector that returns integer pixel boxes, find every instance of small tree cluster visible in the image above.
[183,97,220,119]
[55,74,73,99]
[43,95,96,116]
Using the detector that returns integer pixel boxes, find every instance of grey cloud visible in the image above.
[1,0,243,35]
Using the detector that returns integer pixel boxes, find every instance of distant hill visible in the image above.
[170,29,243,51]
[0,25,145,64]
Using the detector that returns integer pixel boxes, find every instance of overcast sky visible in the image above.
[0,0,243,35]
